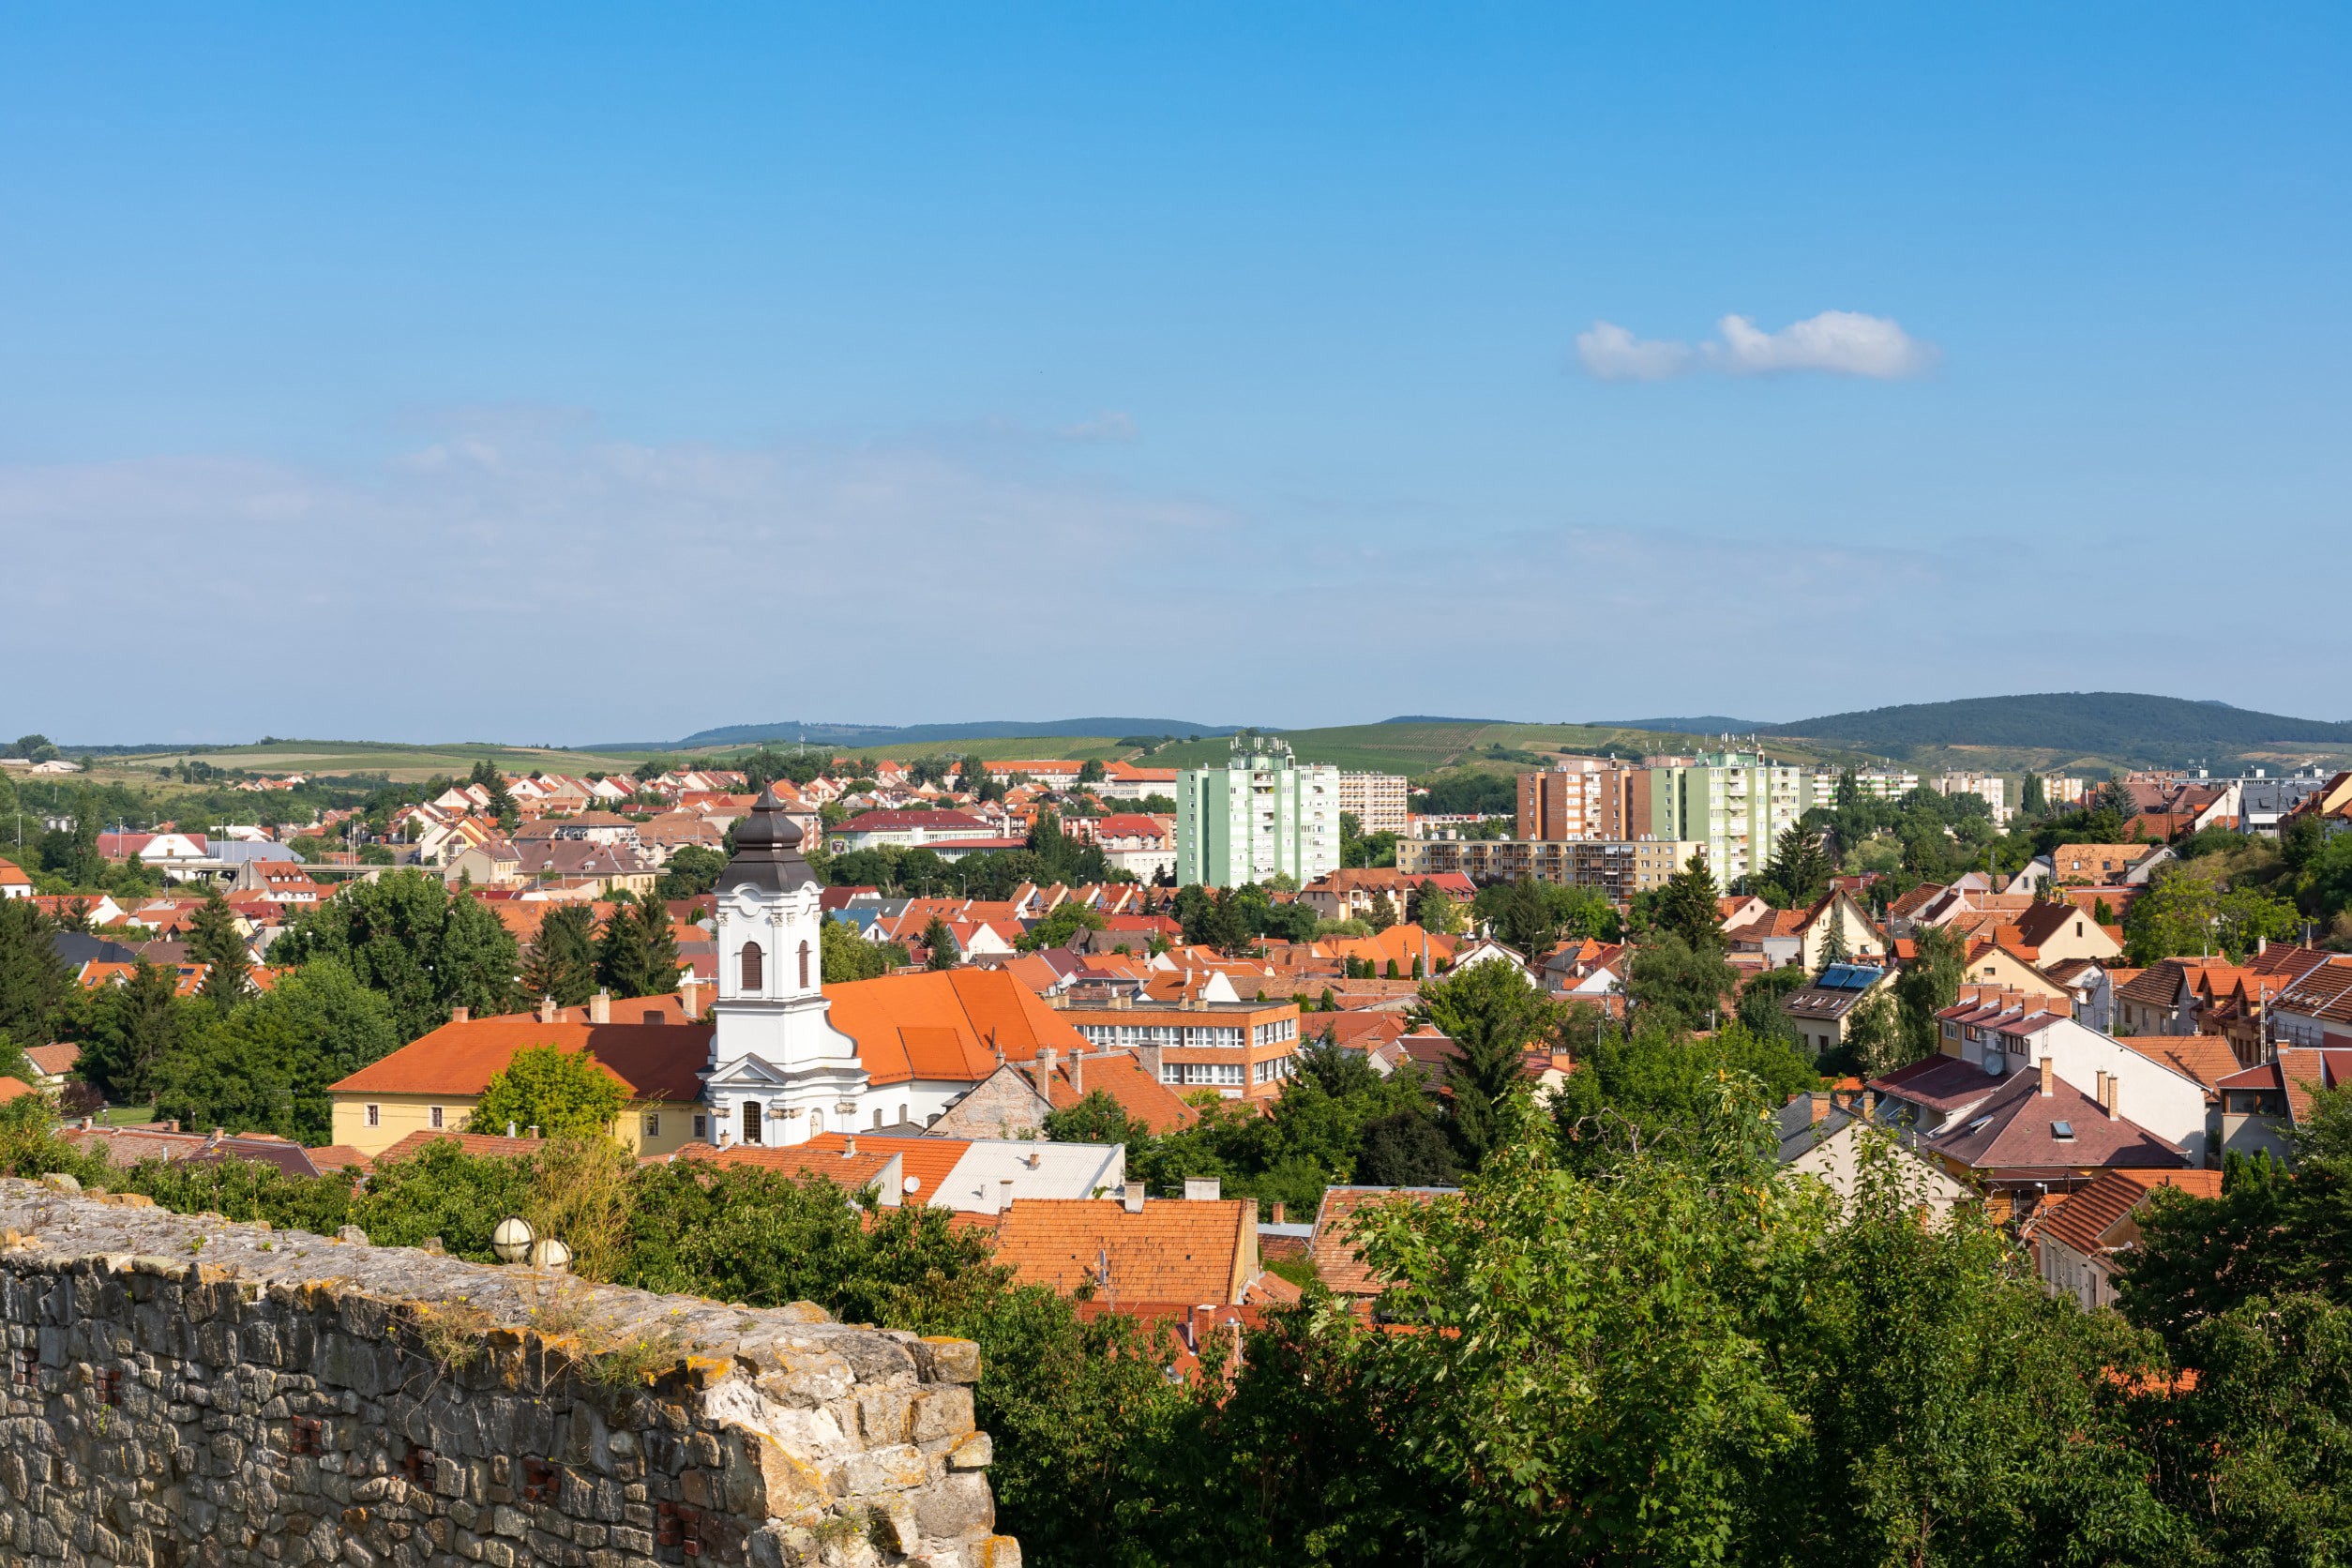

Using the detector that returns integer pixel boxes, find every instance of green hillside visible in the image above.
[1143,721,1866,781]
[1767,693,2352,770]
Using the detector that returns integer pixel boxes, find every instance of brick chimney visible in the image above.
[1068,1048,1084,1096]
[1031,1045,1059,1100]
[1270,1201,1286,1224]
[1810,1091,1831,1125]
[450,1006,470,1024]
[2039,1054,2054,1097]
[588,989,611,1025]
[537,996,558,1024]
[680,974,707,1020]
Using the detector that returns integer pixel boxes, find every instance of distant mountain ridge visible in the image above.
[662,716,1236,750]
[1766,692,2352,765]
[1592,716,1773,733]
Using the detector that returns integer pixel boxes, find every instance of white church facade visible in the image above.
[700,788,980,1147]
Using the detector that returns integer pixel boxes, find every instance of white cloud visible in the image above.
[1709,310,1936,378]
[1575,310,1936,382]
[1575,322,1695,383]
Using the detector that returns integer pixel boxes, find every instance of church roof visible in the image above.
[822,969,1090,1087]
[716,787,819,896]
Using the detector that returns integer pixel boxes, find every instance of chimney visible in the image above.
[1184,1177,1221,1202]
[845,1137,858,1157]
[680,973,707,1019]
[537,996,557,1023]
[2104,1074,2119,1120]
[1810,1091,1831,1125]
[2039,1055,2054,1097]
[1270,1201,1286,1225]
[1069,1048,1084,1096]
[527,1125,541,1139]
[589,989,611,1024]
[507,1122,519,1138]
[1031,1046,1058,1100]
[450,1005,471,1024]
[999,1178,1015,1214]
[1123,1184,1146,1214]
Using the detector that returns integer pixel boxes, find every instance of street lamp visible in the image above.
[491,1216,535,1263]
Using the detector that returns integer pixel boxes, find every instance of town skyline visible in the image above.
[6,5,2350,740]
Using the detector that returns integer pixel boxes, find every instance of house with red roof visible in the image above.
[2026,1168,2224,1311]
[2215,1048,2352,1164]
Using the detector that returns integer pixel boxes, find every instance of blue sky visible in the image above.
[5,4,2347,744]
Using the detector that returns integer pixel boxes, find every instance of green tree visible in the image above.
[1652,851,1726,951]
[923,916,959,970]
[272,869,522,1041]
[1764,822,1832,908]
[821,917,905,982]
[1365,891,1398,934]
[187,891,252,1013]
[1411,882,1462,936]
[151,957,400,1143]
[596,892,682,999]
[2124,862,2298,963]
[1626,931,1738,1032]
[470,1044,626,1138]
[0,897,69,1045]
[656,844,727,899]
[1892,923,1965,1064]
[520,903,598,1007]
[76,960,190,1102]
[1019,900,1106,953]
[1417,959,1560,1168]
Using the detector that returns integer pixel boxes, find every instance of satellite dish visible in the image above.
[903,1176,921,1195]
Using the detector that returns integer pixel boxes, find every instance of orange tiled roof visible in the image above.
[1308,1185,1452,1296]
[994,1198,1254,1304]
[774,1132,972,1204]
[1046,1050,1198,1134]
[680,1139,906,1196]
[2114,1035,2241,1092]
[328,1017,713,1103]
[824,969,1089,1086]
[2036,1168,2224,1260]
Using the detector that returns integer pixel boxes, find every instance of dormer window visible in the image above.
[740,941,763,992]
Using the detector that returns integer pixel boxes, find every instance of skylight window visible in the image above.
[2051,1121,2075,1140]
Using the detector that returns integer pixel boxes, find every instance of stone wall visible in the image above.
[0,1178,1018,1568]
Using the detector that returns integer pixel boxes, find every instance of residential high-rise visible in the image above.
[1176,735,1340,888]
[1633,751,1812,886]
[1337,771,1410,836]
[1516,758,1636,840]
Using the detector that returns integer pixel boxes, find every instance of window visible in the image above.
[642,1112,660,1139]
[2051,1121,2075,1140]
[742,1102,762,1144]
[692,1114,707,1141]
[740,941,763,991]
[798,940,811,989]
[366,1105,380,1128]
[808,1108,824,1134]
[429,1106,444,1129]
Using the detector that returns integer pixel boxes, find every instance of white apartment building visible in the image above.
[1176,735,1340,888]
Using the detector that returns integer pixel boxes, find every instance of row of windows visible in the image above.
[1249,1018,1299,1048]
[1253,1055,1296,1084]
[1161,1063,1246,1086]
[1076,1023,1251,1048]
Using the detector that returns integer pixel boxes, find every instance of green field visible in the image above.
[1141,721,1875,780]
[83,738,655,786]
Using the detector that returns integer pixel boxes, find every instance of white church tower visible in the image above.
[702,787,868,1146]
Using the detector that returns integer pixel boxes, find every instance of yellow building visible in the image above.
[327,999,713,1158]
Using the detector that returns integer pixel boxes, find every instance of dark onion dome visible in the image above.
[716,786,818,894]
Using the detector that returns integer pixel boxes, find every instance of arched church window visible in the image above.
[740,941,763,992]
[798,940,811,988]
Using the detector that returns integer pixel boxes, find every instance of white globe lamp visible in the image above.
[491,1216,535,1264]
[530,1237,573,1272]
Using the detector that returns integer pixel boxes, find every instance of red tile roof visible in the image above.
[2034,1168,2224,1259]
[328,1017,713,1103]
[1308,1185,1453,1297]
[994,1198,1256,1305]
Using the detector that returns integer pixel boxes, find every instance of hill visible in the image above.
[1765,692,2352,768]
[660,716,1234,751]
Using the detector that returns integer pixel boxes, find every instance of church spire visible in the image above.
[716,787,819,895]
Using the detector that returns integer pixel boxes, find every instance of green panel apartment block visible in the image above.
[1637,750,1813,887]
[1176,735,1341,888]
